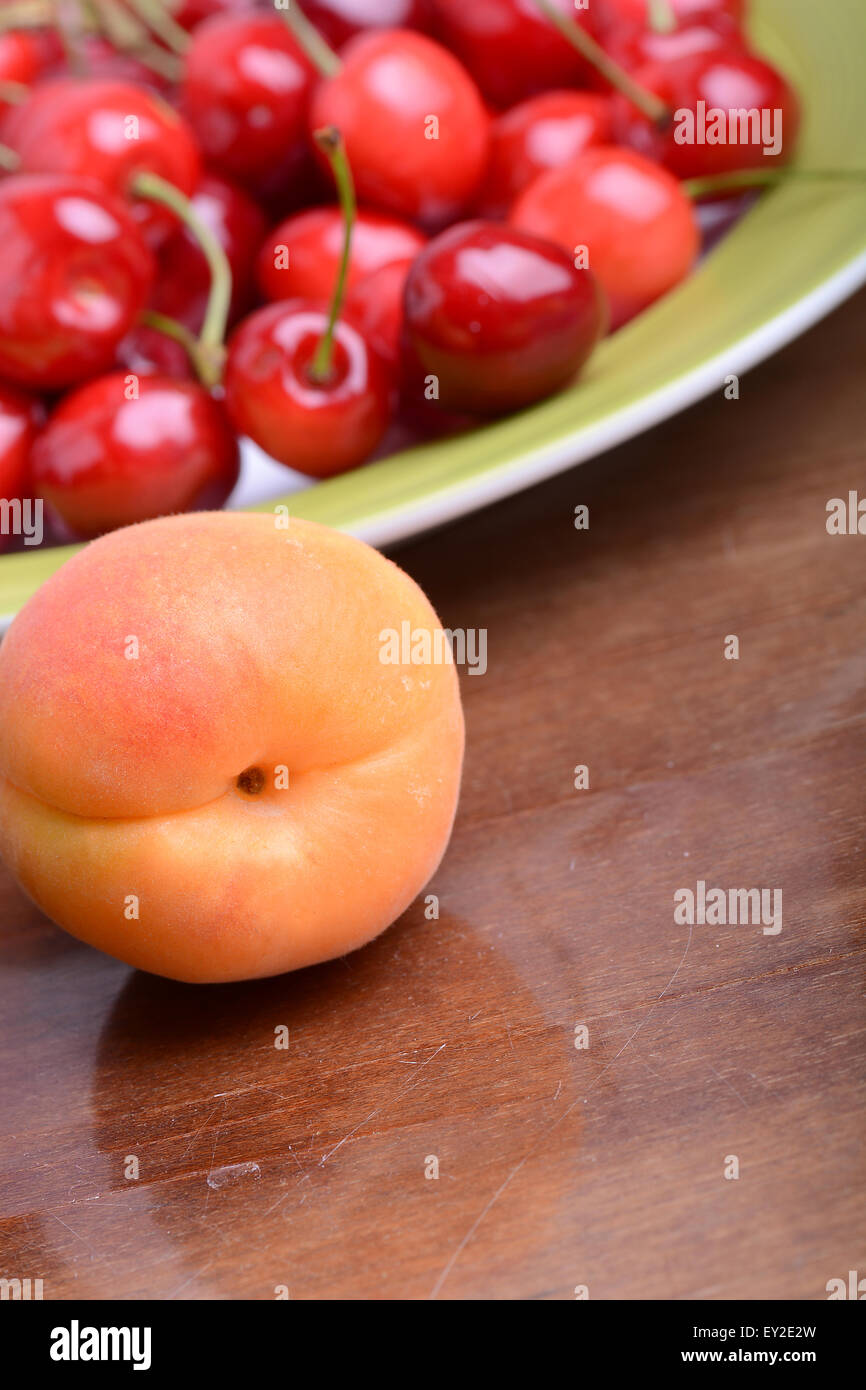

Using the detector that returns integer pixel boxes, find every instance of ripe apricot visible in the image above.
[0,512,464,982]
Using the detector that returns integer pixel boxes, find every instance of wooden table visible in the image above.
[1,290,864,1302]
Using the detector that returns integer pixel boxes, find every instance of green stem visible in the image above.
[139,309,207,375]
[279,0,341,78]
[131,172,233,390]
[0,142,21,171]
[0,81,29,104]
[648,0,676,32]
[533,0,668,125]
[122,0,190,55]
[309,127,355,384]
[683,167,866,199]
[91,0,183,80]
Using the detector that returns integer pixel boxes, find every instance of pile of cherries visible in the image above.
[0,0,799,545]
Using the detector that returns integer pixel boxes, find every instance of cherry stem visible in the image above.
[683,167,866,199]
[0,2,53,32]
[139,309,207,374]
[647,0,677,33]
[279,0,341,78]
[532,0,669,125]
[122,0,190,55]
[91,0,184,80]
[0,81,29,103]
[131,171,233,390]
[309,126,355,385]
[0,141,21,171]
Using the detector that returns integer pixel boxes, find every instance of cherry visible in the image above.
[0,384,40,547]
[605,17,743,72]
[302,1,432,48]
[0,30,52,112]
[257,206,424,303]
[115,322,196,380]
[597,0,744,34]
[429,0,601,109]
[403,220,606,415]
[180,14,316,196]
[510,146,700,330]
[307,30,490,227]
[613,47,801,183]
[478,90,613,218]
[345,256,415,369]
[169,0,257,29]
[3,79,201,246]
[226,300,392,476]
[154,173,267,332]
[30,373,239,538]
[0,173,155,391]
[225,126,392,477]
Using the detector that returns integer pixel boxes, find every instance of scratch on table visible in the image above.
[47,1211,94,1257]
[429,925,694,1298]
[707,1063,749,1108]
[319,1040,447,1168]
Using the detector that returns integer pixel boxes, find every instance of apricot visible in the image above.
[0,512,464,982]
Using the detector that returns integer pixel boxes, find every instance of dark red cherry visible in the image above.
[257,205,425,303]
[613,47,801,182]
[308,30,490,227]
[430,0,600,109]
[604,17,743,71]
[403,220,606,415]
[30,373,239,538]
[225,301,392,477]
[180,14,316,196]
[153,174,267,332]
[3,79,201,246]
[344,256,415,369]
[170,0,257,29]
[301,0,432,48]
[115,323,196,380]
[0,174,155,391]
[478,90,613,218]
[0,384,40,548]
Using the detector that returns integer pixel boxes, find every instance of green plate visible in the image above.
[2,0,865,624]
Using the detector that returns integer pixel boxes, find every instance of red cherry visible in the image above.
[614,48,800,183]
[225,301,392,477]
[345,256,415,369]
[301,0,432,48]
[257,205,425,303]
[43,36,173,92]
[510,146,700,330]
[403,220,606,415]
[115,323,196,380]
[3,79,201,246]
[597,0,744,33]
[478,90,613,218]
[180,14,316,195]
[170,0,257,29]
[0,174,155,390]
[308,30,490,227]
[30,373,239,538]
[605,17,742,71]
[153,174,267,332]
[0,384,40,550]
[0,30,52,113]
[430,0,600,109]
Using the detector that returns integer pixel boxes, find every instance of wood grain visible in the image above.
[1,290,864,1301]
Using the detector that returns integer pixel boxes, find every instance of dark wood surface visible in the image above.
[1,290,864,1302]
